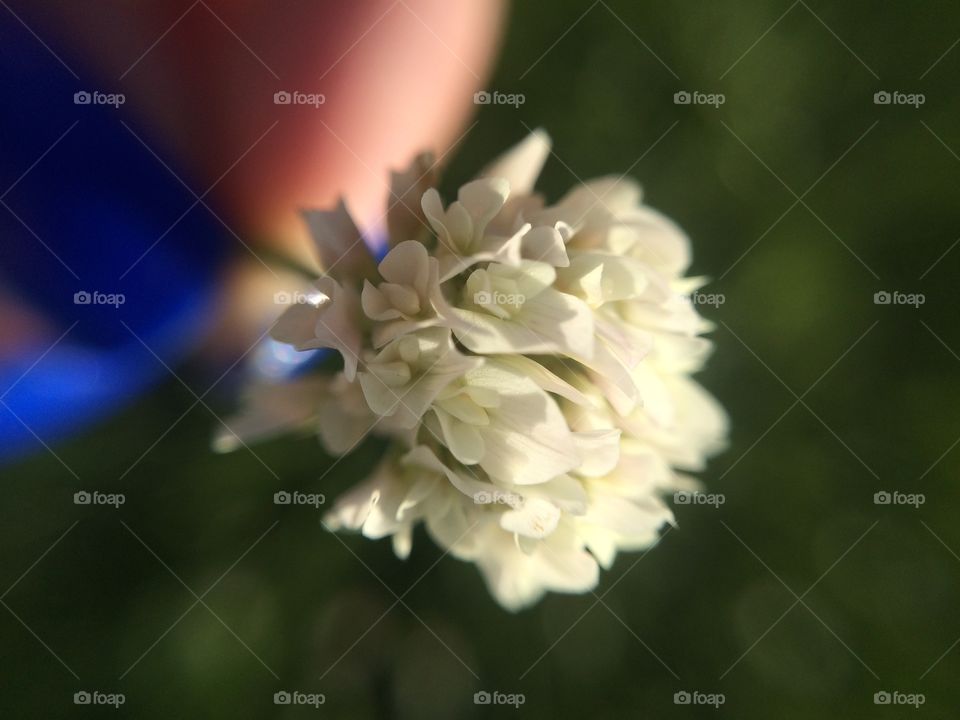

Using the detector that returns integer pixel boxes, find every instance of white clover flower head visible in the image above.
[217,129,728,611]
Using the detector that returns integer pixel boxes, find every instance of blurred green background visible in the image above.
[4,1,960,717]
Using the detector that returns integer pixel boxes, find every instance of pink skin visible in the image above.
[3,0,507,353]
[28,0,507,256]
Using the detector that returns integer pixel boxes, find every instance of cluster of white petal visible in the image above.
[217,131,727,611]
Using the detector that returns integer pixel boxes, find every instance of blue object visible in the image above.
[248,229,387,381]
[0,14,226,461]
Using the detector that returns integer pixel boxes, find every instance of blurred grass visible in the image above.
[4,0,960,717]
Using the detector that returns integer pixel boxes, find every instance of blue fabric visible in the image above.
[0,14,226,461]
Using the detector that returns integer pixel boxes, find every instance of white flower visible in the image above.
[425,358,582,485]
[270,276,363,380]
[217,130,727,611]
[324,445,476,561]
[357,327,480,429]
[360,240,468,348]
[452,260,595,360]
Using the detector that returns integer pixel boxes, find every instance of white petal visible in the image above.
[270,302,323,350]
[435,408,486,464]
[583,337,640,415]
[492,355,591,406]
[555,176,643,224]
[520,474,588,515]
[464,362,581,485]
[454,288,595,360]
[480,129,551,195]
[474,520,598,611]
[396,474,438,522]
[378,240,430,288]
[358,329,480,427]
[270,277,362,380]
[425,502,478,557]
[573,429,622,477]
[317,406,370,454]
[213,376,325,452]
[324,461,400,536]
[479,414,577,485]
[405,443,501,502]
[458,178,510,239]
[387,152,437,246]
[500,497,561,539]
[301,199,375,280]
[558,252,649,306]
[521,225,569,267]
[392,526,413,559]
[361,280,402,321]
[421,189,452,247]
[618,205,692,275]
[580,493,673,548]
